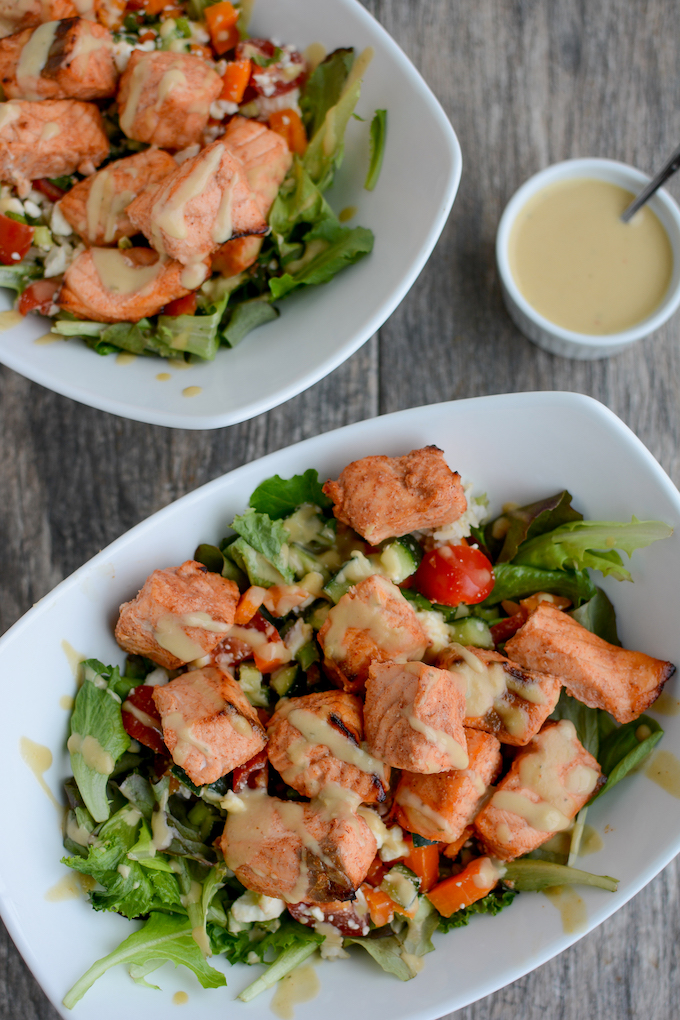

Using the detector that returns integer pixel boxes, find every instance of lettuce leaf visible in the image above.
[484,490,583,563]
[230,508,294,582]
[569,587,621,645]
[249,469,332,518]
[221,295,278,347]
[269,220,373,300]
[591,714,664,802]
[236,923,323,1002]
[513,518,673,581]
[365,109,387,191]
[62,912,226,1010]
[345,934,415,981]
[68,660,131,823]
[502,859,618,892]
[210,916,322,967]
[303,49,368,192]
[480,562,596,607]
[300,48,355,138]
[550,689,601,758]
[0,262,41,292]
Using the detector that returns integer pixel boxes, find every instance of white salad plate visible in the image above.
[0,0,461,430]
[2,391,680,1019]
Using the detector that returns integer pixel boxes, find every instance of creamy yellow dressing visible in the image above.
[645,749,680,798]
[509,178,673,334]
[270,963,319,1019]
[543,885,588,934]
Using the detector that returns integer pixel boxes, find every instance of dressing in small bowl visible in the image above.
[497,158,680,359]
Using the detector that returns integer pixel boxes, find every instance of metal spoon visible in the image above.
[621,141,680,222]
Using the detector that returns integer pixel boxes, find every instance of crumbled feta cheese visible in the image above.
[214,59,228,76]
[416,609,451,654]
[50,202,73,237]
[23,199,41,219]
[429,484,488,545]
[143,667,171,686]
[189,21,210,45]
[202,122,226,144]
[0,195,24,216]
[112,38,155,73]
[245,89,302,121]
[43,244,68,277]
[283,618,313,657]
[219,789,247,813]
[230,890,287,923]
[210,99,239,120]
[159,18,176,39]
[246,951,260,965]
[315,922,349,960]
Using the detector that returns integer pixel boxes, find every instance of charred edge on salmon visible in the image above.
[42,18,77,79]
[328,712,360,746]
[303,843,357,903]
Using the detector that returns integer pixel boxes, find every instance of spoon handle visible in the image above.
[621,141,680,222]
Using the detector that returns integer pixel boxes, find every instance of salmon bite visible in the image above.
[58,446,675,1005]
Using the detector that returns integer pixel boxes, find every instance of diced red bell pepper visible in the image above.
[17,276,62,316]
[490,609,528,645]
[163,292,197,316]
[0,213,34,266]
[232,747,269,792]
[121,684,167,755]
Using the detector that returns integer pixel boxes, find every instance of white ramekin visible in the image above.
[496,157,680,359]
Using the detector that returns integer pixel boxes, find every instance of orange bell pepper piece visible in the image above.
[402,841,441,893]
[220,58,252,103]
[205,1,239,55]
[427,857,500,917]
[234,586,267,625]
[145,0,170,14]
[363,885,395,927]
[269,108,308,156]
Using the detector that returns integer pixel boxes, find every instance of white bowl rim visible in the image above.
[496,156,680,349]
[0,0,462,430]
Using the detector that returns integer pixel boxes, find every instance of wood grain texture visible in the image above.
[2,1,680,1017]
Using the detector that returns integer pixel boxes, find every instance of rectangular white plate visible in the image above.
[1,391,679,1018]
[0,0,461,429]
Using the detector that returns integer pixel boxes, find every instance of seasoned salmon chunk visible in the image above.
[394,730,502,843]
[115,559,239,670]
[505,602,675,724]
[436,644,562,745]
[211,234,262,277]
[267,691,390,803]
[58,149,176,245]
[318,574,428,693]
[323,447,467,544]
[0,98,108,195]
[126,139,267,267]
[0,19,117,101]
[0,0,78,38]
[223,115,293,216]
[474,720,603,860]
[220,787,377,903]
[58,247,203,322]
[364,660,469,773]
[153,666,266,786]
[117,50,222,149]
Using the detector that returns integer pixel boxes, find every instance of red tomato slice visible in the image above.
[32,178,66,201]
[232,747,269,792]
[163,292,197,316]
[413,543,494,606]
[121,684,167,755]
[17,276,62,316]
[0,213,34,266]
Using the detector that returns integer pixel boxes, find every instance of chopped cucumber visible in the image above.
[378,534,423,583]
[270,664,299,697]
[305,600,331,631]
[238,663,269,708]
[381,863,420,910]
[448,617,494,649]
[323,551,375,602]
[287,543,331,582]
[283,504,336,549]
[295,641,320,671]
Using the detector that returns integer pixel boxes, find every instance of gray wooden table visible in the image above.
[3,1,680,1017]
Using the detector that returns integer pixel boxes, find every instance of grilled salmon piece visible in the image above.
[505,602,676,724]
[0,98,108,195]
[126,139,267,266]
[220,786,377,903]
[474,719,603,860]
[58,247,204,322]
[323,447,467,544]
[394,730,501,843]
[152,666,266,786]
[267,691,390,803]
[211,233,262,277]
[117,50,222,149]
[115,559,239,670]
[0,18,116,101]
[58,149,176,246]
[436,644,562,745]
[364,660,469,774]
[318,574,428,694]
[223,115,292,216]
[0,0,78,38]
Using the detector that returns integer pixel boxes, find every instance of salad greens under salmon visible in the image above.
[0,0,381,360]
[60,446,674,1008]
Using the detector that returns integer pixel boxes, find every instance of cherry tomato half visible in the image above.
[0,212,34,266]
[413,543,494,606]
[17,276,62,316]
[162,292,197,317]
[121,684,167,755]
